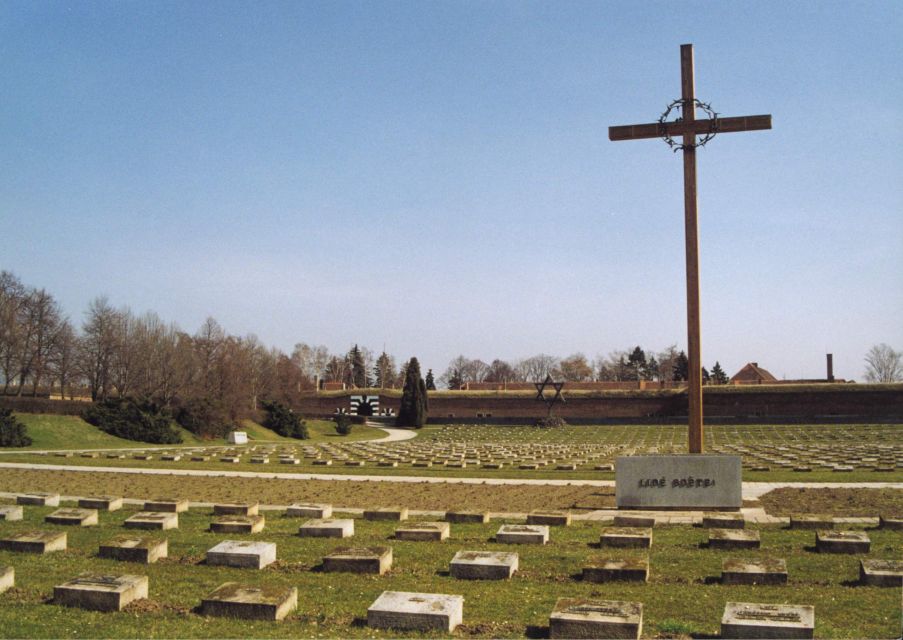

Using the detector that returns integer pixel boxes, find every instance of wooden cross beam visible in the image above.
[608,44,771,454]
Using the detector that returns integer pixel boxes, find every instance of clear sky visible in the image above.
[2,1,901,381]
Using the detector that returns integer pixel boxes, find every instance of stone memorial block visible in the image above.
[279,458,300,465]
[344,460,364,467]
[450,550,517,580]
[132,454,153,460]
[144,498,188,513]
[709,529,760,550]
[53,574,148,612]
[859,559,903,587]
[445,511,489,524]
[45,508,98,527]
[790,515,833,530]
[124,512,178,531]
[99,535,168,564]
[549,598,643,640]
[703,513,745,529]
[191,456,209,462]
[582,558,649,583]
[78,496,123,512]
[616,455,741,509]
[395,522,450,542]
[595,464,614,471]
[210,515,266,534]
[299,518,354,538]
[207,540,276,569]
[17,492,60,507]
[250,456,269,464]
[0,505,23,521]
[219,456,241,464]
[364,507,409,521]
[601,527,652,549]
[323,546,392,574]
[721,602,814,640]
[367,591,463,632]
[613,515,655,528]
[286,503,333,518]
[0,530,66,554]
[527,511,571,526]
[878,514,903,530]
[201,582,297,621]
[214,502,259,516]
[161,454,182,461]
[106,453,126,459]
[721,558,787,585]
[816,530,870,554]
[0,566,13,594]
[496,524,549,545]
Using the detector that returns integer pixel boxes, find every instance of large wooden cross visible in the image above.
[609,44,771,454]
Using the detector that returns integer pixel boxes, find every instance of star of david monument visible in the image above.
[609,44,771,509]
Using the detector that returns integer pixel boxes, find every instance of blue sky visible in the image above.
[2,1,901,381]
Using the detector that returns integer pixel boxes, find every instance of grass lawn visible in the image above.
[0,503,899,638]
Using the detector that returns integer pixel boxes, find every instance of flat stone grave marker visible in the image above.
[367,590,463,633]
[78,496,123,512]
[395,521,450,541]
[279,457,300,465]
[721,602,814,640]
[703,513,745,529]
[219,456,241,463]
[816,530,870,554]
[161,454,182,461]
[709,529,760,550]
[790,514,833,530]
[878,514,903,530]
[450,550,518,580]
[527,511,571,526]
[323,546,393,574]
[601,527,652,549]
[0,566,14,594]
[613,515,655,528]
[496,524,549,545]
[124,512,178,530]
[364,507,409,521]
[132,454,153,460]
[213,502,259,516]
[17,492,60,507]
[191,455,209,462]
[582,558,649,583]
[210,515,266,534]
[721,558,787,585]
[445,511,489,524]
[0,530,67,554]
[144,498,188,513]
[299,518,354,538]
[0,505,23,521]
[200,582,298,621]
[45,508,99,527]
[286,503,333,518]
[249,456,269,464]
[54,573,148,612]
[207,540,276,569]
[859,559,903,587]
[106,453,126,459]
[99,535,168,564]
[549,598,643,640]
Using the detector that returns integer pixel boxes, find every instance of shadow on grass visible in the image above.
[524,624,548,639]
[349,617,368,628]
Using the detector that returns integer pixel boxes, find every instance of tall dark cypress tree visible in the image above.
[396,357,428,428]
[425,369,436,391]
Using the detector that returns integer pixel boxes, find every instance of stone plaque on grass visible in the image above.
[496,524,549,545]
[286,503,333,518]
[582,558,649,583]
[299,518,354,538]
[213,502,259,516]
[396,521,450,541]
[124,512,178,530]
[721,558,787,585]
[601,527,652,549]
[527,511,571,527]
[445,511,489,524]
[709,529,760,550]
[703,513,745,529]
[207,540,276,569]
[878,514,903,530]
[613,515,655,528]
[53,574,148,612]
[367,590,463,632]
[450,550,518,580]
[0,505,23,521]
[210,515,266,534]
[364,507,409,521]
[144,498,188,513]
[615,455,741,510]
[816,530,870,554]
[201,582,297,621]
[17,492,60,507]
[99,535,168,564]
[45,508,99,527]
[0,531,67,554]
[549,598,642,640]
[0,566,14,594]
[790,514,833,530]
[721,602,814,639]
[323,546,392,574]
[859,559,903,587]
[78,496,123,512]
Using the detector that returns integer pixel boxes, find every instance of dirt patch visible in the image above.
[122,599,191,616]
[758,487,903,516]
[0,468,605,513]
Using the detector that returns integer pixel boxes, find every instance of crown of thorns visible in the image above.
[659,98,718,151]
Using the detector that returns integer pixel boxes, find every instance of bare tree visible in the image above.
[864,344,903,383]
[517,354,560,382]
[557,353,593,381]
[79,296,121,401]
[485,359,516,383]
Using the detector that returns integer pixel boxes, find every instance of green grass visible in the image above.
[0,504,899,638]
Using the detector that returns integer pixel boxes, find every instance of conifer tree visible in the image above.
[711,361,729,385]
[425,369,436,391]
[396,357,428,428]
